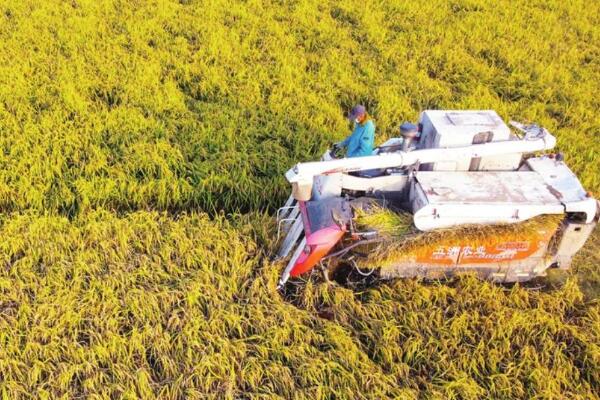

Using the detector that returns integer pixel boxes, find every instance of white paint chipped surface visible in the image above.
[526,157,588,203]
[415,171,561,205]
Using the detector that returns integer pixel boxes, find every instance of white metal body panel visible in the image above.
[412,171,565,231]
[417,171,561,204]
[376,138,404,152]
[419,110,518,171]
[478,153,522,171]
[420,110,511,145]
[555,222,597,269]
[527,156,598,223]
[527,157,588,202]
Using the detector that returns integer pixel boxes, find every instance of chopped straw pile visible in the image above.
[354,206,564,268]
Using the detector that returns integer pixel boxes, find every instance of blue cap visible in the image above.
[348,104,366,120]
[400,122,417,134]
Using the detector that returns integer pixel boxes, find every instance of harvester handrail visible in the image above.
[286,128,556,186]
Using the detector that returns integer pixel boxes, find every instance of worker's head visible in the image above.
[348,104,367,124]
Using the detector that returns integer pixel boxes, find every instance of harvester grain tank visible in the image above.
[275,110,599,288]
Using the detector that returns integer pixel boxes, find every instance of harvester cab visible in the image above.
[275,110,599,289]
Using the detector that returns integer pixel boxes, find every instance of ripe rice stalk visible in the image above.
[355,206,564,267]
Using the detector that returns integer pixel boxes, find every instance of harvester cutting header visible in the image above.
[275,110,598,289]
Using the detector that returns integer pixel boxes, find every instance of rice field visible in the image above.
[0,0,599,398]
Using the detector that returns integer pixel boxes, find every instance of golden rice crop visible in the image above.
[0,0,598,398]
[353,204,414,238]
[0,0,598,214]
[0,211,598,399]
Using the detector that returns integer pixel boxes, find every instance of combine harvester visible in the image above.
[275,110,598,289]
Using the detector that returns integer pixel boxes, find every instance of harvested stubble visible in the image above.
[355,206,564,268]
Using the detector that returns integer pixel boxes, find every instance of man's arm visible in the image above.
[338,134,351,148]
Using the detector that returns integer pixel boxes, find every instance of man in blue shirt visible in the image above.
[334,104,375,158]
